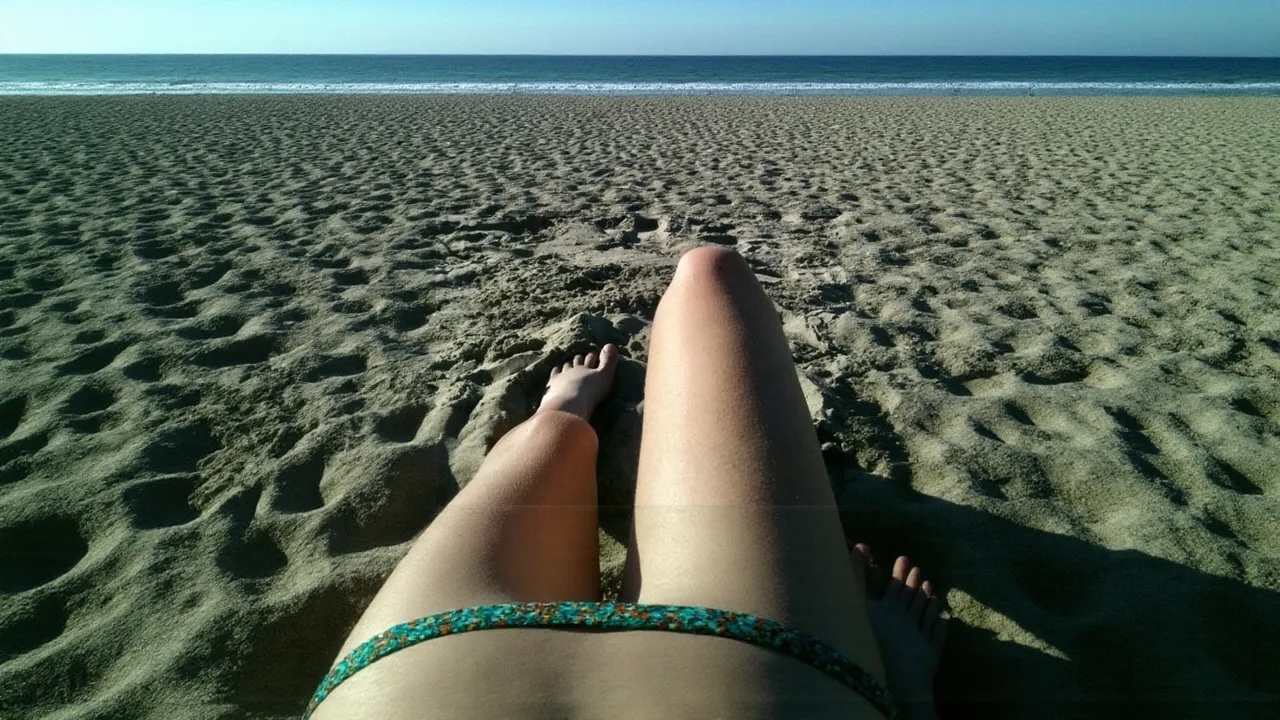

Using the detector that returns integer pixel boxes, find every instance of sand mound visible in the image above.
[1,96,1278,718]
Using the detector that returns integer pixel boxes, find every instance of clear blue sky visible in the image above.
[2,0,1277,56]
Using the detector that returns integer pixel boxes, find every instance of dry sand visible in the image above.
[1,95,1278,719]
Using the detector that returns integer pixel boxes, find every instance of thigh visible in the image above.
[334,411,601,660]
[625,247,884,681]
[310,629,589,720]
[594,632,891,720]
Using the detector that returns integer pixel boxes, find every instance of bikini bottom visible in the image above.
[304,601,896,719]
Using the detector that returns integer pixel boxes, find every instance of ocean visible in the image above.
[1,55,1279,95]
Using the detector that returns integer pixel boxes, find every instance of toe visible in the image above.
[885,556,916,599]
[550,366,562,378]
[885,577,905,604]
[905,566,922,591]
[599,344,619,371]
[851,543,872,565]
[573,354,585,367]
[585,352,599,368]
[892,556,911,582]
[908,580,929,619]
[924,595,943,635]
[931,614,948,650]
[887,556,911,601]
[850,543,872,587]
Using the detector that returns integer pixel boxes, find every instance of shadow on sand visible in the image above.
[833,465,1280,720]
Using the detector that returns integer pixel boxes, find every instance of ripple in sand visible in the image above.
[121,475,200,530]
[0,517,88,593]
[0,595,68,661]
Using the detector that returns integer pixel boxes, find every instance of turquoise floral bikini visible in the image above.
[304,601,897,719]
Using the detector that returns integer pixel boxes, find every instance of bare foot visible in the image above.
[852,544,947,720]
[537,344,619,420]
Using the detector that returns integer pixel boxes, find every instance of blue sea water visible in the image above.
[2,55,1279,95]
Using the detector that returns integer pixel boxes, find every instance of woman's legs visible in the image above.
[621,246,886,682]
[330,350,618,661]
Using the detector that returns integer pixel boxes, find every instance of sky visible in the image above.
[1,0,1277,56]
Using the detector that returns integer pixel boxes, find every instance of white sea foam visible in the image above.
[2,81,1279,95]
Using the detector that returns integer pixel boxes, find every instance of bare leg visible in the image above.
[313,349,618,717]
[621,247,886,704]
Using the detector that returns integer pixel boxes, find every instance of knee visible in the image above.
[521,410,599,455]
[673,245,753,286]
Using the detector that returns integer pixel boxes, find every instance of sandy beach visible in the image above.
[1,95,1278,718]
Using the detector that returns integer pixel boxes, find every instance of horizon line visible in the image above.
[4,53,1279,59]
